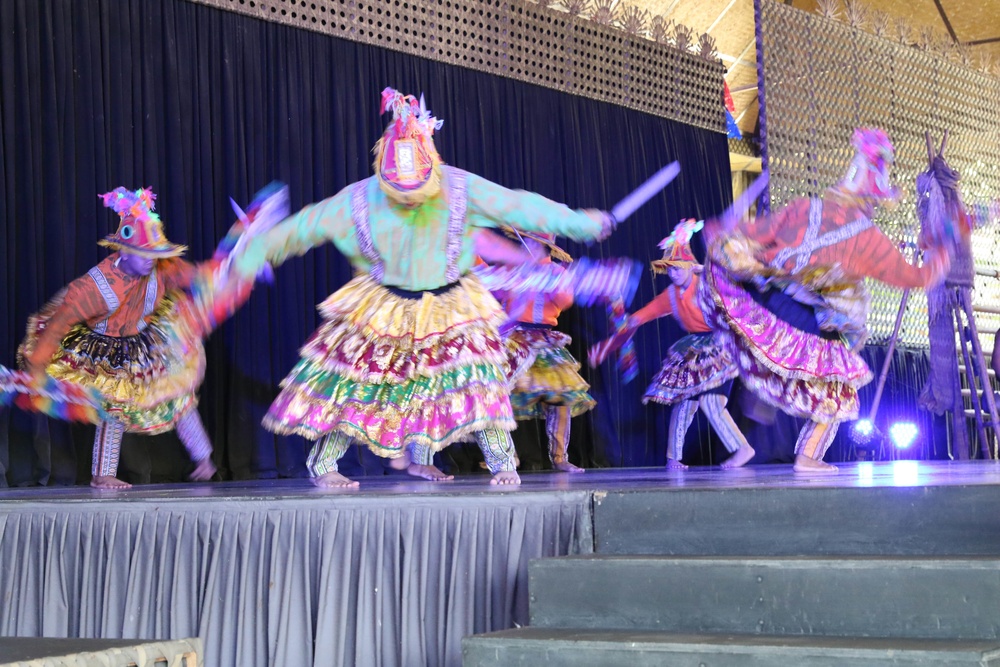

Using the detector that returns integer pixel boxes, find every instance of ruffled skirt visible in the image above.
[704,263,872,422]
[642,333,737,406]
[18,292,204,433]
[263,274,516,456]
[506,326,595,420]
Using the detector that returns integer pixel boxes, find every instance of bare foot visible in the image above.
[311,471,360,488]
[407,463,455,481]
[481,455,520,471]
[387,456,410,471]
[720,444,755,469]
[189,458,217,481]
[553,461,585,473]
[490,471,521,485]
[91,475,131,489]
[793,454,838,473]
[666,458,688,470]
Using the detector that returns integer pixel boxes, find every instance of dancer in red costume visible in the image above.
[18,187,274,488]
[591,218,754,469]
[704,128,952,472]
[494,230,594,473]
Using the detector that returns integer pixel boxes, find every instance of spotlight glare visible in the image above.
[889,421,919,449]
[850,418,876,445]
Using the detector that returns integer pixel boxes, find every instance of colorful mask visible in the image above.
[98,187,185,258]
[373,87,444,205]
[840,127,899,201]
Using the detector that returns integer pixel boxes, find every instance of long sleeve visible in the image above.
[464,172,602,243]
[630,290,676,327]
[233,185,358,279]
[26,277,109,370]
[160,258,200,291]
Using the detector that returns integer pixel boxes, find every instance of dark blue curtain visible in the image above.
[0,0,735,485]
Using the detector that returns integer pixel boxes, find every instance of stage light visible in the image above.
[888,422,919,449]
[851,419,875,444]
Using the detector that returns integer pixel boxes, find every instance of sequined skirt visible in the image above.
[18,293,204,433]
[263,274,516,456]
[642,333,737,406]
[704,262,872,422]
[506,326,595,420]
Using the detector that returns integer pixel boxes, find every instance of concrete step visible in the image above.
[592,483,1000,556]
[529,555,1000,640]
[463,628,1000,667]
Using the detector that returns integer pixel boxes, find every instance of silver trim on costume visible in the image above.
[443,167,468,284]
[351,180,385,283]
[136,266,158,332]
[87,266,119,334]
[770,197,873,273]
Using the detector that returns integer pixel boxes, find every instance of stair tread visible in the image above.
[527,555,1000,640]
[470,628,1000,653]
[535,554,1000,567]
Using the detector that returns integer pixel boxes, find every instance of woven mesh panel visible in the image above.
[189,0,725,133]
[757,0,1000,347]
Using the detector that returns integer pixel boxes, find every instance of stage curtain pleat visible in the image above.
[0,492,593,666]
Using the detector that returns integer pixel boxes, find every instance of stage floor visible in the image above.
[0,459,999,503]
[3,460,999,667]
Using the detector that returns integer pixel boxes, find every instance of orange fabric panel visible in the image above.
[26,255,198,369]
[632,275,710,333]
[746,195,929,289]
[505,290,572,326]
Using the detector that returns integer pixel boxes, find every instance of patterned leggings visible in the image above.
[795,420,839,461]
[92,406,212,478]
[667,394,750,462]
[543,405,572,465]
[308,429,518,476]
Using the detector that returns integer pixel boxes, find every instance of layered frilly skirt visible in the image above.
[263,274,518,457]
[18,291,206,434]
[703,259,873,423]
[505,326,595,420]
[642,333,737,406]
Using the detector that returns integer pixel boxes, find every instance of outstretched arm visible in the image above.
[833,227,949,289]
[629,289,675,327]
[464,172,613,243]
[472,229,534,266]
[160,258,200,291]
[589,289,675,367]
[232,185,357,280]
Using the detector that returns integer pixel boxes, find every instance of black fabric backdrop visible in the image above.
[0,0,945,486]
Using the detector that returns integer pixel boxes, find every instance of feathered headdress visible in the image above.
[651,218,703,273]
[98,187,185,258]
[840,127,899,201]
